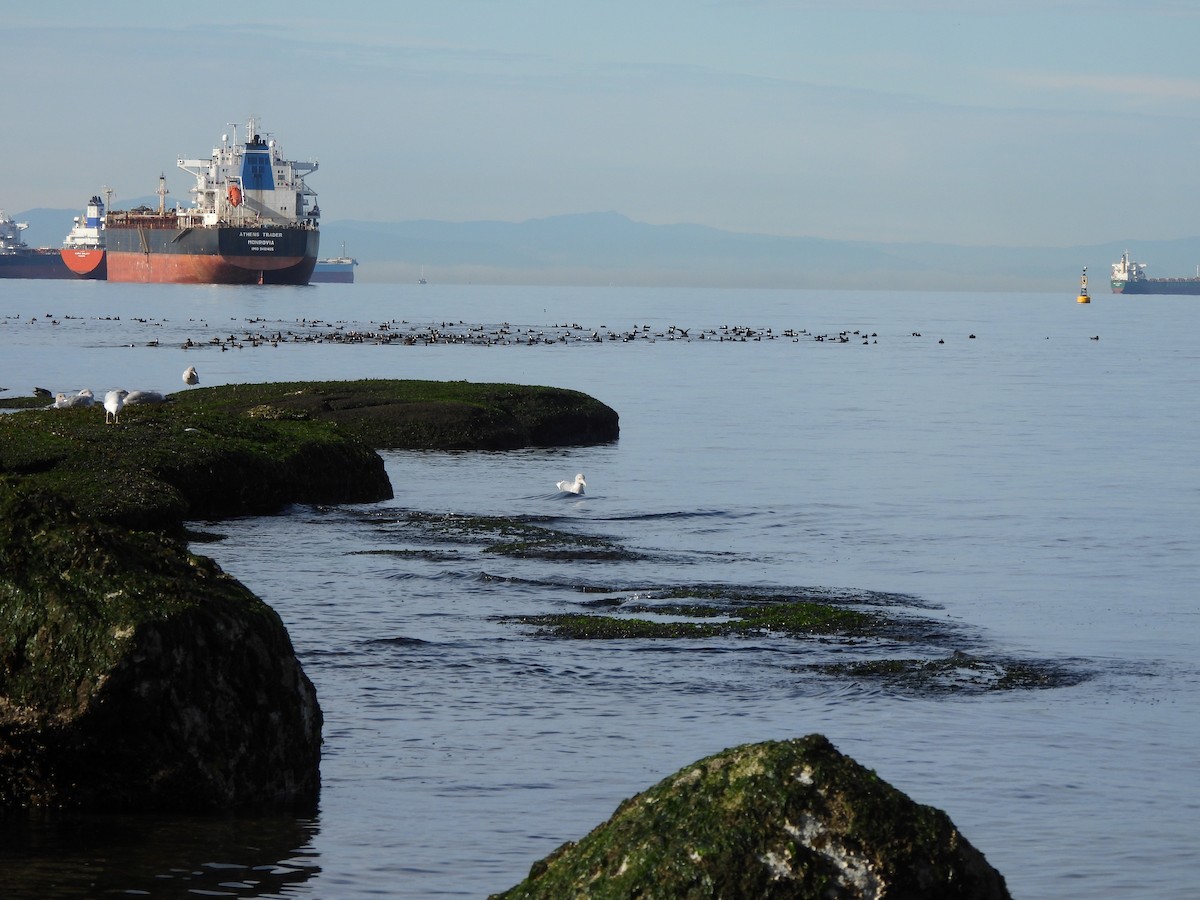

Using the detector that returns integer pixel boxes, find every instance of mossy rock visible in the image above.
[167,379,620,450]
[492,735,1011,900]
[0,485,321,811]
[0,400,392,532]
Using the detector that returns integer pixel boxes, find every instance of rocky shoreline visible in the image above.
[0,380,617,811]
[1,381,1015,895]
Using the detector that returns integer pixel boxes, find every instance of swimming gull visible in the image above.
[104,389,128,424]
[556,473,586,495]
[182,366,199,386]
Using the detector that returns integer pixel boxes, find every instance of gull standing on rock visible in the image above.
[556,473,586,495]
[104,389,128,424]
[183,366,199,386]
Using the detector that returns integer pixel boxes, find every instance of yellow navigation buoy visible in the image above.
[1077,266,1091,303]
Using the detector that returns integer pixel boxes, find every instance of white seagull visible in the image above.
[104,389,129,424]
[123,390,165,406]
[556,473,586,495]
[55,389,94,409]
[182,366,199,386]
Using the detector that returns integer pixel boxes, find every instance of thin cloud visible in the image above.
[1005,70,1200,103]
[737,0,1199,13]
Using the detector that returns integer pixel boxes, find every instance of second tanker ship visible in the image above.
[105,119,320,284]
[1110,250,1200,295]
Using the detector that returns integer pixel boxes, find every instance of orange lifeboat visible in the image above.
[227,184,243,207]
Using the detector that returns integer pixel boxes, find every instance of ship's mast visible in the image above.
[156,174,169,215]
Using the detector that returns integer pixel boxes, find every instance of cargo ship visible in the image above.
[312,244,357,283]
[105,119,320,284]
[60,193,107,279]
[1110,250,1200,295]
[0,209,73,279]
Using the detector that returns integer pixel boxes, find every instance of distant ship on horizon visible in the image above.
[311,243,357,283]
[1111,250,1200,295]
[60,193,107,279]
[0,208,72,279]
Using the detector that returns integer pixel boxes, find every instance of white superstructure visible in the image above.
[175,118,320,228]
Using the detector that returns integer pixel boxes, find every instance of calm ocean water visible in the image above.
[1,280,1198,898]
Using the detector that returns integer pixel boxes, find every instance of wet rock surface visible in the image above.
[0,487,321,811]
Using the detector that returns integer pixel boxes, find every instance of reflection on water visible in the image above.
[0,810,319,897]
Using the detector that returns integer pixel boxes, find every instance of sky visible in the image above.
[3,1,1200,247]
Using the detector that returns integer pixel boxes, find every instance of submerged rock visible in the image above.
[493,735,1010,900]
[0,487,321,811]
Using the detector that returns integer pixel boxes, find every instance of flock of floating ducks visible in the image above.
[5,311,1106,350]
[5,311,1019,349]
[169,319,890,348]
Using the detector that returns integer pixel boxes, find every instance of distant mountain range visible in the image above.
[14,206,1200,291]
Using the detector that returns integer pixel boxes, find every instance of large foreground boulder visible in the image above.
[0,487,321,811]
[494,735,1010,900]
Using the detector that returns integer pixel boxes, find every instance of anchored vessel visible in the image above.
[1110,250,1200,295]
[0,209,72,279]
[105,119,320,284]
[312,245,357,283]
[60,194,107,279]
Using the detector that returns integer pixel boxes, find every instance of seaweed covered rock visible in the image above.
[166,379,620,450]
[0,485,321,811]
[493,735,1010,900]
[0,399,393,532]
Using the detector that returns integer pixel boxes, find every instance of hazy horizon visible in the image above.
[4,2,1199,254]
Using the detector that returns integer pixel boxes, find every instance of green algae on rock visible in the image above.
[165,379,620,450]
[0,485,321,811]
[0,400,392,532]
[491,734,1011,900]
[492,581,1080,695]
[508,599,874,639]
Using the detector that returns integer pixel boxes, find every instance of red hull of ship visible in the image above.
[106,251,315,285]
[61,249,107,279]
